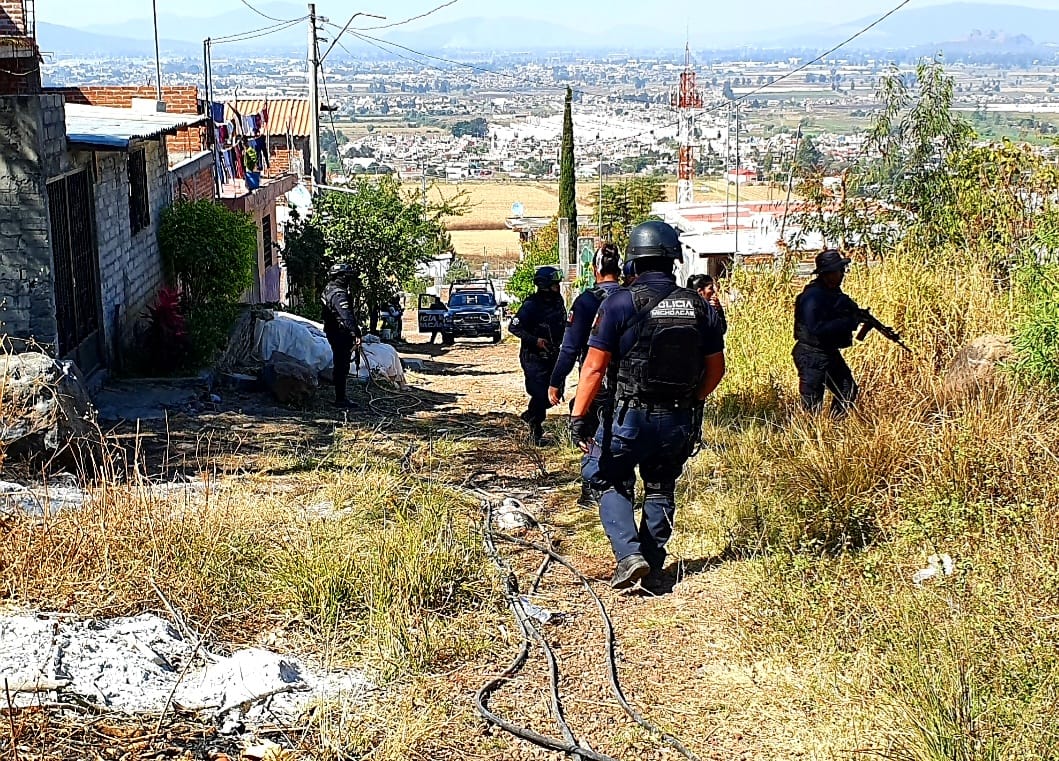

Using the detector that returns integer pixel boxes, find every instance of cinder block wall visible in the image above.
[89,139,171,361]
[0,95,57,347]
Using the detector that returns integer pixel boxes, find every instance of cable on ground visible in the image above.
[475,493,701,761]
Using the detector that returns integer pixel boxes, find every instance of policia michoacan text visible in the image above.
[540,222,908,591]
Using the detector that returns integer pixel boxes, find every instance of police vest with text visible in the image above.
[615,283,706,406]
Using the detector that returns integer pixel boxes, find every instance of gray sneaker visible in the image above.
[610,553,650,590]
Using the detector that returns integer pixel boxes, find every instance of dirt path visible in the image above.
[103,332,807,760]
[393,335,766,761]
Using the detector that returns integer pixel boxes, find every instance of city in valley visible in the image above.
[39,5,1059,272]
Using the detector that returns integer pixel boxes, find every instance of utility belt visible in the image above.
[615,396,696,412]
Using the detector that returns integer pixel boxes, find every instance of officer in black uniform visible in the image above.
[792,249,861,416]
[509,266,567,444]
[570,221,726,590]
[547,244,623,506]
[321,263,363,409]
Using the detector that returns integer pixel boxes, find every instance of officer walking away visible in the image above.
[688,273,727,335]
[792,249,861,416]
[321,264,363,409]
[570,221,726,590]
[548,244,623,506]
[509,266,568,444]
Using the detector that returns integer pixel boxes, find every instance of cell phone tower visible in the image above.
[671,43,703,207]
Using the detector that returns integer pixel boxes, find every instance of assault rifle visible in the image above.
[854,308,912,354]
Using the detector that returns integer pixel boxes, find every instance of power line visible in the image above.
[212,16,306,44]
[355,0,460,30]
[709,0,913,112]
[319,65,345,174]
[236,0,302,23]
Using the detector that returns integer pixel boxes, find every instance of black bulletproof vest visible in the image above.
[615,282,705,404]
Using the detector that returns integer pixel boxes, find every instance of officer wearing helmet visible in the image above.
[792,249,860,416]
[547,243,624,507]
[509,265,567,444]
[570,221,726,590]
[321,263,363,409]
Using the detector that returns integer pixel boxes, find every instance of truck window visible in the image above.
[450,293,495,307]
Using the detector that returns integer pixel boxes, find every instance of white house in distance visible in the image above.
[725,167,757,185]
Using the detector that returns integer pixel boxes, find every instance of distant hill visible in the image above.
[82,2,306,44]
[772,2,1059,49]
[38,22,199,57]
[35,2,1059,57]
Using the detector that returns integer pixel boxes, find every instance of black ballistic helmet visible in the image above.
[329,262,355,278]
[625,220,683,263]
[812,249,852,275]
[533,266,563,286]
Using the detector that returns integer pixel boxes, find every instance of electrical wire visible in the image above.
[475,494,702,761]
[354,0,461,30]
[236,0,303,24]
[211,17,306,44]
[318,65,344,172]
[704,0,914,113]
[476,498,616,761]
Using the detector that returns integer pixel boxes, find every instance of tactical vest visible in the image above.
[615,282,705,404]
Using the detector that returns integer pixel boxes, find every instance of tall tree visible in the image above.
[559,86,578,261]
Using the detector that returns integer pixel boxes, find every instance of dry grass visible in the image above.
[405,181,596,230]
[448,229,523,268]
[663,249,1059,760]
[0,427,496,672]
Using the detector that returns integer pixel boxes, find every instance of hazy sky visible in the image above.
[39,0,1059,31]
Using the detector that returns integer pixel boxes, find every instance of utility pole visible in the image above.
[597,133,603,241]
[152,0,163,102]
[308,3,322,187]
[724,102,731,226]
[734,104,741,264]
[780,125,802,244]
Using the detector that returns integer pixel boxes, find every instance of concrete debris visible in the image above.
[0,479,87,517]
[0,613,372,726]
[0,477,211,518]
[0,352,101,467]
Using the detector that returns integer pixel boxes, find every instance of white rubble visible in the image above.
[0,613,371,726]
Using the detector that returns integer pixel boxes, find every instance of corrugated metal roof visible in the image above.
[224,99,312,139]
[64,104,206,150]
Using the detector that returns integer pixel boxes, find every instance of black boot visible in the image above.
[577,481,598,509]
[610,553,650,590]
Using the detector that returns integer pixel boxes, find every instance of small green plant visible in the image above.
[158,200,256,362]
[1012,263,1059,386]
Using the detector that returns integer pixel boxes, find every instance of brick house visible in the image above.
[224,99,311,180]
[0,0,212,376]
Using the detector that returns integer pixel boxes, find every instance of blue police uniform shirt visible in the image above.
[588,271,724,360]
[509,292,566,356]
[549,281,620,389]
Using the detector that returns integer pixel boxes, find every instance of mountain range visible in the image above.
[35,2,1059,57]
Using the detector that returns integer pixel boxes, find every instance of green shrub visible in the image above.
[158,200,256,362]
[507,249,560,307]
[1013,263,1059,386]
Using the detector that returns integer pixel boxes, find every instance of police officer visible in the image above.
[509,266,567,445]
[792,249,860,416]
[547,244,623,506]
[570,221,726,590]
[321,263,363,409]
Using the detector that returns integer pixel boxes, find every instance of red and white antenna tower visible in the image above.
[671,44,703,206]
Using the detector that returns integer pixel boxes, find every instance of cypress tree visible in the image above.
[559,86,578,261]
